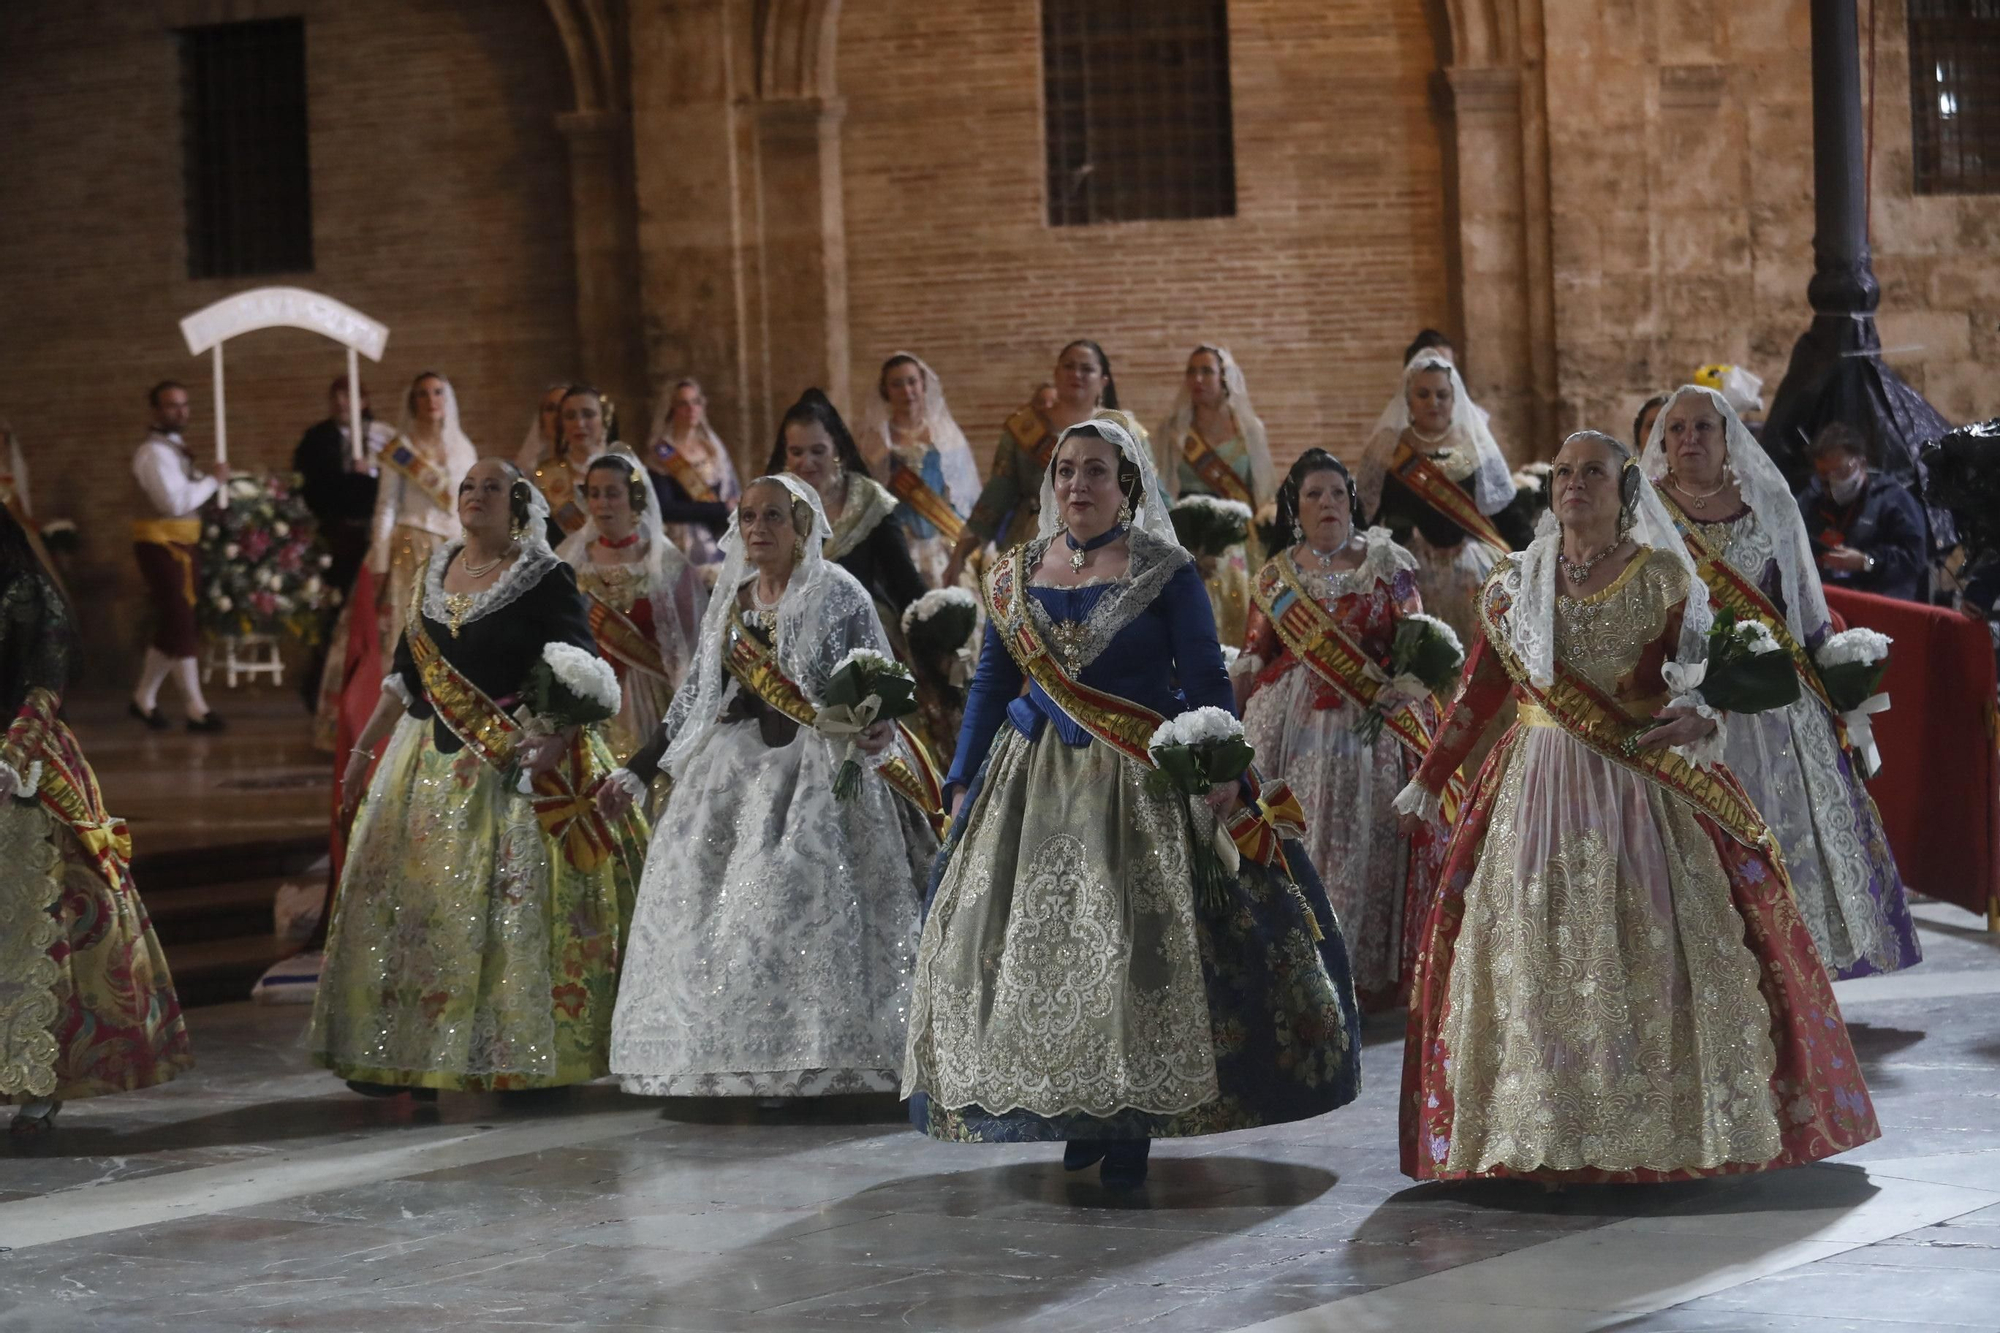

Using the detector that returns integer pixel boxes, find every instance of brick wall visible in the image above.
[0,0,577,670]
[835,0,1456,479]
[1543,0,2000,443]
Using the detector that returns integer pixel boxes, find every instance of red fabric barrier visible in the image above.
[1826,588,1999,922]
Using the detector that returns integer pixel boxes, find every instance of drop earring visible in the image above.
[1292,521,1304,543]
[1116,498,1132,527]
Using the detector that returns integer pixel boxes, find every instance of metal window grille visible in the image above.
[180,18,314,278]
[1909,0,2000,194]
[1043,1,1237,227]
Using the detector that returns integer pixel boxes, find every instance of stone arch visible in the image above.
[757,0,843,101]
[543,0,619,114]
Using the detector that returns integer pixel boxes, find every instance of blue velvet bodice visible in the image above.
[945,560,1234,791]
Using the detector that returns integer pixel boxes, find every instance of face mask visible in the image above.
[1828,468,1866,504]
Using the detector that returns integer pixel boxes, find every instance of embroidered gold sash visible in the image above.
[1007,404,1056,470]
[887,464,965,543]
[1481,597,1777,852]
[586,593,671,685]
[648,444,719,504]
[1390,439,1510,554]
[986,547,1310,875]
[382,439,455,515]
[405,613,618,871]
[1254,558,1466,824]
[985,546,1167,766]
[1660,493,1839,721]
[1182,429,1254,506]
[720,608,946,833]
[531,456,589,535]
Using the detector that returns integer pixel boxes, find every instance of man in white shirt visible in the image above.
[130,380,228,732]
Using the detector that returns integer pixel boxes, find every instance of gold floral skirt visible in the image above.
[308,716,646,1091]
[1438,725,1783,1175]
[0,800,193,1104]
[1198,544,1253,648]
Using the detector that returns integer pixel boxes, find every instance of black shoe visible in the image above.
[1100,1139,1151,1191]
[128,702,170,731]
[344,1079,437,1102]
[1063,1140,1109,1172]
[185,712,226,733]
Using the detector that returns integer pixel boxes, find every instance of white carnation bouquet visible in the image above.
[1354,612,1463,745]
[1146,705,1257,900]
[513,642,622,792]
[1697,609,1801,715]
[816,647,917,801]
[1815,627,1893,712]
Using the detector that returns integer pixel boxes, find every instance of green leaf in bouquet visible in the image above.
[1699,648,1801,715]
[1392,619,1465,697]
[523,658,617,728]
[1818,658,1889,715]
[1204,736,1256,785]
[1148,744,1207,796]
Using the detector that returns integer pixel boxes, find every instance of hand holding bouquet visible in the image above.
[818,648,918,800]
[513,643,622,792]
[1697,609,1801,714]
[1816,626,1893,776]
[1146,706,1257,901]
[1354,613,1464,745]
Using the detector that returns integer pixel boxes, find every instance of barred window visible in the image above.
[1908,0,2000,194]
[180,18,314,278]
[1042,1,1237,227]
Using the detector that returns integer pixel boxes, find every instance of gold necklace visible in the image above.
[1669,471,1731,512]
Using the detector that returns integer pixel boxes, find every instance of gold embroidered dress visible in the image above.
[307,547,648,1092]
[0,563,192,1110]
[1399,547,1879,1181]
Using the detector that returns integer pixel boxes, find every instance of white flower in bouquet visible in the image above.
[223,543,241,560]
[275,596,292,611]
[1816,626,1893,668]
[204,525,220,540]
[901,585,978,634]
[304,576,322,595]
[318,553,334,569]
[1178,495,1254,522]
[273,520,290,538]
[1732,619,1782,655]
[831,646,903,679]
[215,596,233,612]
[1148,704,1246,752]
[1219,645,1240,672]
[1400,612,1463,657]
[543,641,622,712]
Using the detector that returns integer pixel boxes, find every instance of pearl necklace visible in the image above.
[460,544,512,579]
[1669,470,1731,513]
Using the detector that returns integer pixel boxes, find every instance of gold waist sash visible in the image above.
[132,517,201,545]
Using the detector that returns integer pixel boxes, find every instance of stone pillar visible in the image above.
[557,108,643,425]
[625,0,851,472]
[750,96,851,429]
[1444,65,1544,460]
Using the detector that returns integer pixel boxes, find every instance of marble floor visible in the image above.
[5,900,1999,1333]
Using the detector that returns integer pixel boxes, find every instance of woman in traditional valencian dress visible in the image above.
[768,389,927,629]
[644,378,739,578]
[515,381,569,474]
[1394,430,1879,1183]
[556,450,708,769]
[1643,386,1919,978]
[526,385,616,547]
[1156,345,1276,646]
[1238,450,1450,1010]
[366,371,478,670]
[856,353,981,587]
[310,460,648,1099]
[904,416,1360,1190]
[602,474,939,1099]
[941,340,1120,587]
[1358,353,1527,649]
[0,508,193,1134]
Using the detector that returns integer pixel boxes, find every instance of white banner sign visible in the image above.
[180,287,388,361]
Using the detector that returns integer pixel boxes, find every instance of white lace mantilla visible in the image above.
[421,541,563,630]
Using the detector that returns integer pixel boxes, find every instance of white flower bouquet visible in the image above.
[521,642,622,729]
[1146,706,1257,900]
[818,647,918,801]
[1815,627,1893,714]
[1699,609,1801,714]
[1168,495,1253,557]
[1354,612,1464,745]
